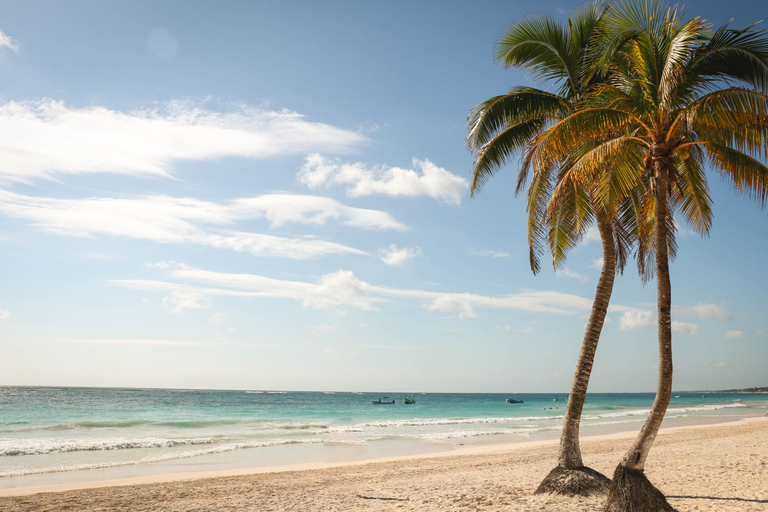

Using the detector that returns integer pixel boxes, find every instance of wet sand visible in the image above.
[2,417,766,511]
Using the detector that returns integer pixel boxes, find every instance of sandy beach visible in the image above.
[2,416,766,511]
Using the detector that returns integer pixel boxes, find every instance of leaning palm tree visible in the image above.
[538,1,768,509]
[467,0,626,496]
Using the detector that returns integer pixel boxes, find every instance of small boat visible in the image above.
[552,395,559,402]
[404,394,416,404]
[506,398,524,404]
[674,395,680,398]
[373,397,395,404]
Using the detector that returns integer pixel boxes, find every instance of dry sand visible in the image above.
[2,417,766,511]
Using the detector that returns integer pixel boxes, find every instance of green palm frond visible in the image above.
[466,87,569,151]
[471,119,546,195]
[693,19,768,90]
[495,13,577,95]
[704,142,768,207]
[668,146,712,236]
[689,88,768,157]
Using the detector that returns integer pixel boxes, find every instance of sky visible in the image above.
[0,0,766,393]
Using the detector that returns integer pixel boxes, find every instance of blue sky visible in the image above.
[1,0,766,393]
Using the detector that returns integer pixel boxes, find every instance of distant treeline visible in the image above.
[719,387,768,393]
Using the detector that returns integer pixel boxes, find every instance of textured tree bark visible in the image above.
[604,161,675,512]
[534,208,614,496]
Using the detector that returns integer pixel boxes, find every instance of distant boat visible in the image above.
[404,394,416,404]
[553,395,560,402]
[506,398,524,404]
[373,397,395,405]
[675,395,680,398]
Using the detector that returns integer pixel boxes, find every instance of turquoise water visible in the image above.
[1,386,766,481]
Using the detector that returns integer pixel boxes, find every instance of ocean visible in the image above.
[1,386,766,489]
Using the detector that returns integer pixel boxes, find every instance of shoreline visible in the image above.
[2,414,765,499]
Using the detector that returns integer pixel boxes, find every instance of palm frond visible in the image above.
[692,19,768,91]
[466,87,569,151]
[496,13,578,94]
[704,142,768,207]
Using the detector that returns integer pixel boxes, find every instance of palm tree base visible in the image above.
[604,464,676,512]
[534,465,610,496]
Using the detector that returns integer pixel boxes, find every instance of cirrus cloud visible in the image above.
[113,264,641,319]
[0,190,408,259]
[0,99,367,184]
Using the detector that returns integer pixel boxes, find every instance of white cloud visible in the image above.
[0,31,19,52]
[620,310,654,330]
[162,290,211,314]
[306,270,378,312]
[555,267,588,282]
[113,265,642,319]
[0,190,407,259]
[672,321,700,335]
[724,330,745,339]
[298,154,468,205]
[591,257,604,269]
[582,227,601,244]
[470,250,510,258]
[0,310,10,320]
[714,362,728,368]
[378,244,422,266]
[675,302,730,321]
[425,295,478,319]
[0,99,367,183]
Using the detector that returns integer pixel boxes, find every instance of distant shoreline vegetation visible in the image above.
[716,387,768,393]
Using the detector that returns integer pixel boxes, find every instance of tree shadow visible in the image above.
[357,495,410,502]
[669,495,768,504]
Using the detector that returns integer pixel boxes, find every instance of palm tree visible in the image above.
[467,0,625,496]
[535,1,768,509]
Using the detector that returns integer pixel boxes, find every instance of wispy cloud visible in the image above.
[0,310,10,320]
[298,154,468,205]
[0,99,367,183]
[672,321,700,335]
[378,244,422,266]
[675,302,730,321]
[113,264,641,319]
[0,190,407,259]
[470,250,510,259]
[555,267,588,282]
[724,330,745,339]
[0,31,19,52]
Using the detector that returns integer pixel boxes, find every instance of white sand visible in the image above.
[1,417,766,511]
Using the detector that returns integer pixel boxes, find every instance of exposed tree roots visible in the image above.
[604,464,676,512]
[534,465,611,497]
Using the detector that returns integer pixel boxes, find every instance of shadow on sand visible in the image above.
[669,495,768,504]
[357,495,410,502]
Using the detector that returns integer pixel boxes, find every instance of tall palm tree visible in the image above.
[536,1,768,509]
[467,0,627,496]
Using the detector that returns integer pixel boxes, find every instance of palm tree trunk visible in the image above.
[535,208,614,496]
[604,162,675,512]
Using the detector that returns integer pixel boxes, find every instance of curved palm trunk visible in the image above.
[605,164,675,512]
[535,210,614,496]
